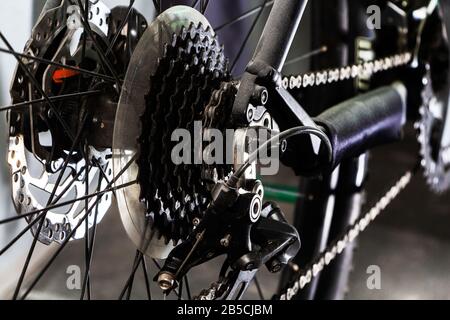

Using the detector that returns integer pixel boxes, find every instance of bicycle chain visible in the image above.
[281,52,411,90]
[195,51,414,300]
[277,170,414,300]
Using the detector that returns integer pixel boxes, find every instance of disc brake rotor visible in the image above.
[113,5,232,259]
[8,0,146,244]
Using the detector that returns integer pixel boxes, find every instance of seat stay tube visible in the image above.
[232,0,309,124]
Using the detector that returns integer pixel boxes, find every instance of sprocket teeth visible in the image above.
[416,73,450,193]
[137,24,230,242]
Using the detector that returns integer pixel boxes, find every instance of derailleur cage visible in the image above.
[156,180,300,300]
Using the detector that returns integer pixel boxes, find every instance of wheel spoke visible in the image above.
[75,0,122,90]
[192,0,200,9]
[152,0,161,14]
[0,167,87,254]
[92,158,115,199]
[0,218,37,256]
[19,155,137,299]
[11,111,89,299]
[0,32,82,143]
[184,276,192,300]
[106,0,136,57]
[152,258,161,270]
[283,46,328,68]
[200,0,210,14]
[0,91,101,113]
[142,257,152,300]
[81,141,91,300]
[80,177,102,300]
[80,0,88,63]
[214,1,274,32]
[127,251,141,300]
[119,250,142,300]
[254,276,265,300]
[0,180,136,226]
[0,48,115,82]
[230,0,270,73]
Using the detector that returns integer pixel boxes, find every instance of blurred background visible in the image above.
[0,0,449,300]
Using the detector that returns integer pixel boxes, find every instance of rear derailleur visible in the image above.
[156,179,300,300]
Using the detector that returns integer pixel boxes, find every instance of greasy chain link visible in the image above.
[195,51,413,300]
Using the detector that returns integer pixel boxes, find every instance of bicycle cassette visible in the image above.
[113,5,235,258]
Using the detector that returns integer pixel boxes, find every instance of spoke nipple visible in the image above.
[157,272,176,291]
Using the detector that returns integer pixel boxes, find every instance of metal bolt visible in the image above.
[268,259,282,273]
[281,139,288,153]
[157,272,175,290]
[246,108,254,122]
[260,89,269,105]
[192,217,201,226]
[220,234,231,247]
[252,86,269,106]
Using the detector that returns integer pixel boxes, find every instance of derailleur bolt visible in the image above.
[220,234,231,247]
[246,107,255,122]
[192,217,201,226]
[268,259,282,273]
[157,272,176,290]
[246,263,255,270]
[251,86,269,106]
[281,139,288,153]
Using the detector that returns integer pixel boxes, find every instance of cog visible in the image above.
[136,22,233,244]
[417,71,450,193]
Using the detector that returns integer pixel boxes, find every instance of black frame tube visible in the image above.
[232,0,309,124]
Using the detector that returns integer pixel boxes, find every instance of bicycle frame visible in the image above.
[232,0,309,124]
[232,0,372,299]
